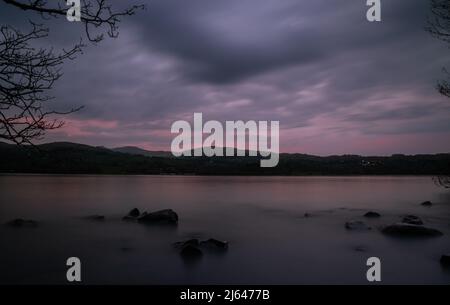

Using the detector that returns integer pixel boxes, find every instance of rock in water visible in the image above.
[120,247,133,252]
[6,219,38,227]
[174,239,200,249]
[123,208,141,221]
[364,211,381,218]
[440,255,450,267]
[138,209,178,225]
[128,208,140,217]
[421,201,432,207]
[354,246,368,252]
[345,220,371,231]
[180,244,203,260]
[200,238,229,251]
[85,215,105,221]
[382,223,443,237]
[401,215,423,225]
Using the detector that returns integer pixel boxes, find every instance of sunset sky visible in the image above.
[2,0,450,155]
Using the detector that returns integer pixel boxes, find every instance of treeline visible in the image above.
[0,142,449,175]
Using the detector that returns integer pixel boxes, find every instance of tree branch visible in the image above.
[0,23,83,145]
[1,0,145,42]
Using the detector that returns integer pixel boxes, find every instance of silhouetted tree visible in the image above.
[427,0,450,97]
[427,0,450,187]
[0,0,143,145]
[0,23,83,144]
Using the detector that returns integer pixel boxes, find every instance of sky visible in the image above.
[1,0,450,155]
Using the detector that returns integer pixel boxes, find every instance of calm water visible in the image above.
[0,175,449,284]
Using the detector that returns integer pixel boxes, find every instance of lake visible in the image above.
[0,175,449,284]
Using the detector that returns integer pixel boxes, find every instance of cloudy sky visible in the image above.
[2,0,450,155]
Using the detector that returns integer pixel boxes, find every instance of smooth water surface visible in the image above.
[0,175,449,284]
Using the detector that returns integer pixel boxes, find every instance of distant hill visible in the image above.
[0,141,449,175]
[112,146,173,158]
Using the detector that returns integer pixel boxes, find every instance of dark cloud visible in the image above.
[1,0,449,154]
[130,0,431,84]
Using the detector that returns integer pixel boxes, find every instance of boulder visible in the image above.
[127,208,140,217]
[180,244,203,260]
[345,220,371,231]
[421,201,432,207]
[174,237,229,260]
[6,219,38,228]
[364,211,381,218]
[440,255,450,267]
[200,238,229,251]
[138,209,178,225]
[382,223,443,237]
[123,208,141,221]
[401,215,423,225]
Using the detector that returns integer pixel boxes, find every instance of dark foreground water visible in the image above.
[0,175,449,285]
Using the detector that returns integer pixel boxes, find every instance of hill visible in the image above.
[0,142,449,175]
[112,146,173,158]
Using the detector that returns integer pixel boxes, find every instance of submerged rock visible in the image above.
[354,245,368,252]
[200,238,229,251]
[345,220,371,231]
[401,215,423,225]
[120,247,133,252]
[421,201,432,207]
[175,238,228,259]
[127,208,140,217]
[85,215,105,221]
[123,208,141,221]
[174,239,200,249]
[382,223,443,237]
[364,211,381,218]
[440,255,450,267]
[6,219,38,228]
[180,244,203,260]
[175,238,228,250]
[138,209,178,225]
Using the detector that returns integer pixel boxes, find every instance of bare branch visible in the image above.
[2,0,145,42]
[427,0,450,98]
[0,1,142,144]
[0,23,83,145]
[426,0,450,188]
[437,69,450,98]
[426,0,450,43]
